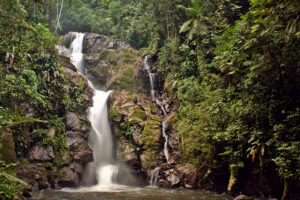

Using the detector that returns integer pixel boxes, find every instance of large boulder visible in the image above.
[175,164,198,188]
[58,56,93,113]
[82,33,150,93]
[28,144,54,161]
[58,166,79,187]
[66,131,93,162]
[117,137,139,170]
[166,174,180,187]
[66,112,81,131]
[17,164,50,190]
[155,164,198,189]
[109,90,163,175]
[84,48,149,93]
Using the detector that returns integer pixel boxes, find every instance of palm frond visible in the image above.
[192,0,202,12]
[179,19,193,33]
[177,5,198,17]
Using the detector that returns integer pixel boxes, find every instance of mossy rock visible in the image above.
[149,115,162,123]
[140,150,158,171]
[129,108,146,124]
[110,108,122,122]
[0,130,17,163]
[141,124,161,151]
[55,150,71,167]
[84,48,149,94]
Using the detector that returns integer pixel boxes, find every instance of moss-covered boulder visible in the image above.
[109,90,163,175]
[84,48,150,93]
[83,33,150,94]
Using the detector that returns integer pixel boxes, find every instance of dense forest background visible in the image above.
[0,0,299,199]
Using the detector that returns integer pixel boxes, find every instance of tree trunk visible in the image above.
[55,0,64,33]
[227,166,238,192]
[281,178,289,200]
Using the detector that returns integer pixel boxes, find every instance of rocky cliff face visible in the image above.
[12,57,94,190]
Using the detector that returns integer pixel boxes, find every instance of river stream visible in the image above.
[32,187,233,200]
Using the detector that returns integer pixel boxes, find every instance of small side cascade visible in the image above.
[143,55,170,163]
[149,167,160,187]
[143,55,157,98]
[156,100,169,162]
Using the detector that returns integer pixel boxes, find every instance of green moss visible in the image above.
[112,67,138,91]
[58,169,65,178]
[0,172,27,200]
[145,119,161,126]
[120,117,134,141]
[109,108,122,122]
[141,124,161,151]
[140,150,158,170]
[131,108,146,122]
[0,132,17,163]
[150,115,162,122]
[54,149,71,167]
[123,49,135,63]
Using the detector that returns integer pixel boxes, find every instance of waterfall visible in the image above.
[69,32,85,74]
[149,167,160,187]
[143,55,169,163]
[156,100,169,162]
[59,32,122,190]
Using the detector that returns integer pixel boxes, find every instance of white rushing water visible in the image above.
[143,55,157,98]
[143,55,169,163]
[60,32,124,191]
[156,100,169,162]
[69,33,85,74]
[149,167,160,187]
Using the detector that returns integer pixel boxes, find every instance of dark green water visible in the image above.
[32,187,233,200]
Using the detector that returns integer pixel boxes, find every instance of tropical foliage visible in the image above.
[0,0,299,199]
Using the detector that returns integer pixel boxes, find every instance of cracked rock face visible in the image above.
[83,33,131,53]
[28,144,55,161]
